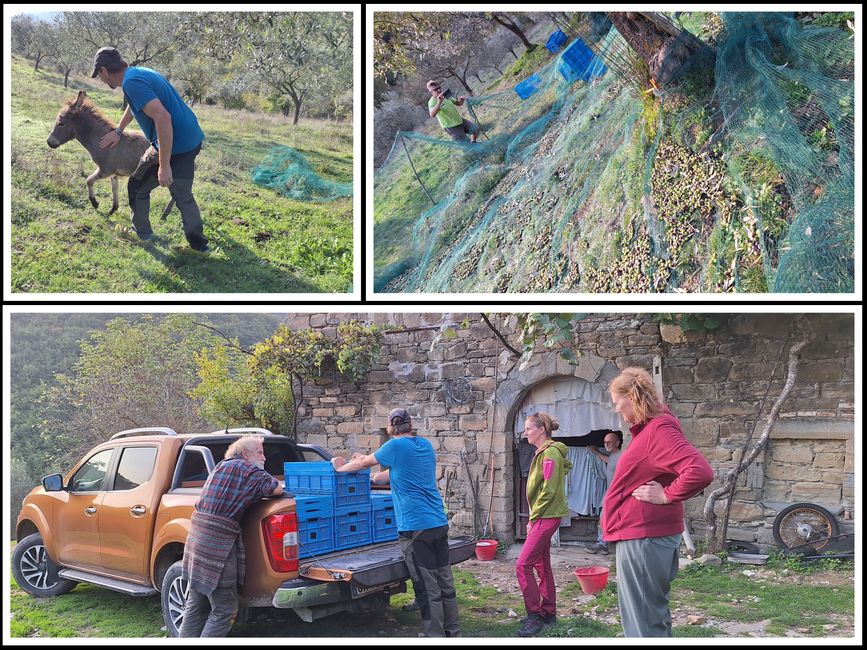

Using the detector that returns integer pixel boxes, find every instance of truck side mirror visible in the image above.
[42,474,64,492]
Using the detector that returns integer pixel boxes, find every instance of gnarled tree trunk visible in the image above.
[703,316,816,554]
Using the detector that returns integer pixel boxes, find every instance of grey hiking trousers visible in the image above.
[399,525,459,637]
[128,143,208,251]
[614,533,682,637]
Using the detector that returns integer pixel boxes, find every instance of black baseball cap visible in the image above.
[91,47,122,78]
[388,408,411,426]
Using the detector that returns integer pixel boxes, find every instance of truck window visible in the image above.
[113,446,158,491]
[70,449,114,492]
[178,450,209,487]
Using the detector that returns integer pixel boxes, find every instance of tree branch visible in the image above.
[480,313,520,357]
[703,316,815,552]
[192,321,254,355]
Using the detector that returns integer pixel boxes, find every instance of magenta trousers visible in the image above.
[515,517,561,617]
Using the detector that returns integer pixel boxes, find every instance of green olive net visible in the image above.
[373,12,854,294]
[252,146,352,202]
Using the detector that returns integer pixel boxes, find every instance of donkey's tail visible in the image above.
[159,198,176,221]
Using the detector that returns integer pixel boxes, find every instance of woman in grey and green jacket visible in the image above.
[515,412,573,637]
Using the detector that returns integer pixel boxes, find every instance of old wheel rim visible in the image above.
[20,544,59,591]
[168,574,189,631]
[778,508,833,550]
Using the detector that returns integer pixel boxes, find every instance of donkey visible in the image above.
[47,90,174,218]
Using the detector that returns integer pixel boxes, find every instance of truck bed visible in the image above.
[300,535,476,587]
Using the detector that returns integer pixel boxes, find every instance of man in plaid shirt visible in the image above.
[179,436,282,637]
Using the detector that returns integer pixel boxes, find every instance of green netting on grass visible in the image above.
[373,12,854,293]
[252,146,352,202]
[714,12,854,293]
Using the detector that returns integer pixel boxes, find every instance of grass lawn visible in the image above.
[10,55,353,294]
[9,542,855,639]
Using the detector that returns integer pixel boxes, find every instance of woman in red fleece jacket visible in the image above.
[602,367,713,637]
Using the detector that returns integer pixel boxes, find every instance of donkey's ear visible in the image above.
[74,90,87,107]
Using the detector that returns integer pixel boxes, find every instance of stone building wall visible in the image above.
[285,312,855,550]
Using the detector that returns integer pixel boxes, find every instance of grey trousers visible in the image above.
[178,545,238,637]
[399,525,460,638]
[128,144,208,250]
[614,534,681,637]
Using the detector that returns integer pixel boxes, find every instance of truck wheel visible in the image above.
[12,533,77,597]
[161,560,188,637]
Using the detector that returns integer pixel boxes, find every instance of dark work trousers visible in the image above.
[127,143,208,250]
[178,544,238,637]
[399,525,459,637]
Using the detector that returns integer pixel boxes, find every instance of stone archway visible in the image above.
[485,351,622,543]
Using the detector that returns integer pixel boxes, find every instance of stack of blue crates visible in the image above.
[546,29,568,53]
[558,37,608,84]
[293,494,334,558]
[285,461,398,557]
[371,491,398,542]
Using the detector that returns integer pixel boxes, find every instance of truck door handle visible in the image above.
[130,505,147,517]
[84,506,97,516]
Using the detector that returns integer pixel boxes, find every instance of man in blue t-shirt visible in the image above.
[91,46,209,253]
[331,408,459,638]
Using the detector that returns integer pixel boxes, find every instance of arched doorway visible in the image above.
[513,375,623,541]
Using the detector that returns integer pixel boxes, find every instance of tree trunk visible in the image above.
[606,11,709,85]
[63,68,71,88]
[703,316,815,554]
[491,12,536,51]
[33,51,45,71]
[293,100,302,125]
[509,47,519,60]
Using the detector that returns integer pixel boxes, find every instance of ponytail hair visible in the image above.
[526,412,559,437]
[609,367,663,424]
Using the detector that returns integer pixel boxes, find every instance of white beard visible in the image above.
[253,460,265,470]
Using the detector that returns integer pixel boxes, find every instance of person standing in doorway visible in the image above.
[331,408,459,638]
[92,46,209,253]
[586,430,623,554]
[603,367,713,637]
[516,412,573,637]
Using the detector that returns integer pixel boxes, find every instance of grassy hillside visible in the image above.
[10,55,353,294]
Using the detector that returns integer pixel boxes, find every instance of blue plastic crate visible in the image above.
[514,73,542,100]
[294,494,334,519]
[371,492,394,509]
[297,515,334,558]
[558,38,608,83]
[546,29,568,53]
[334,503,373,550]
[371,504,398,542]
[294,494,335,559]
[284,461,371,507]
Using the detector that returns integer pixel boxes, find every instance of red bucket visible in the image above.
[574,566,609,594]
[475,539,498,561]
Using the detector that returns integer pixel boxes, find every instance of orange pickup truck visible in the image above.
[13,427,475,636]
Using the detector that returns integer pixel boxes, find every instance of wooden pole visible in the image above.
[400,133,437,207]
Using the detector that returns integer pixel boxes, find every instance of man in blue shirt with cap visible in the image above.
[332,407,459,638]
[91,46,209,253]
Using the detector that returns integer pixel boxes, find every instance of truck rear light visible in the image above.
[262,512,299,572]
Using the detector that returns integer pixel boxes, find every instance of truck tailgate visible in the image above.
[301,535,476,587]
